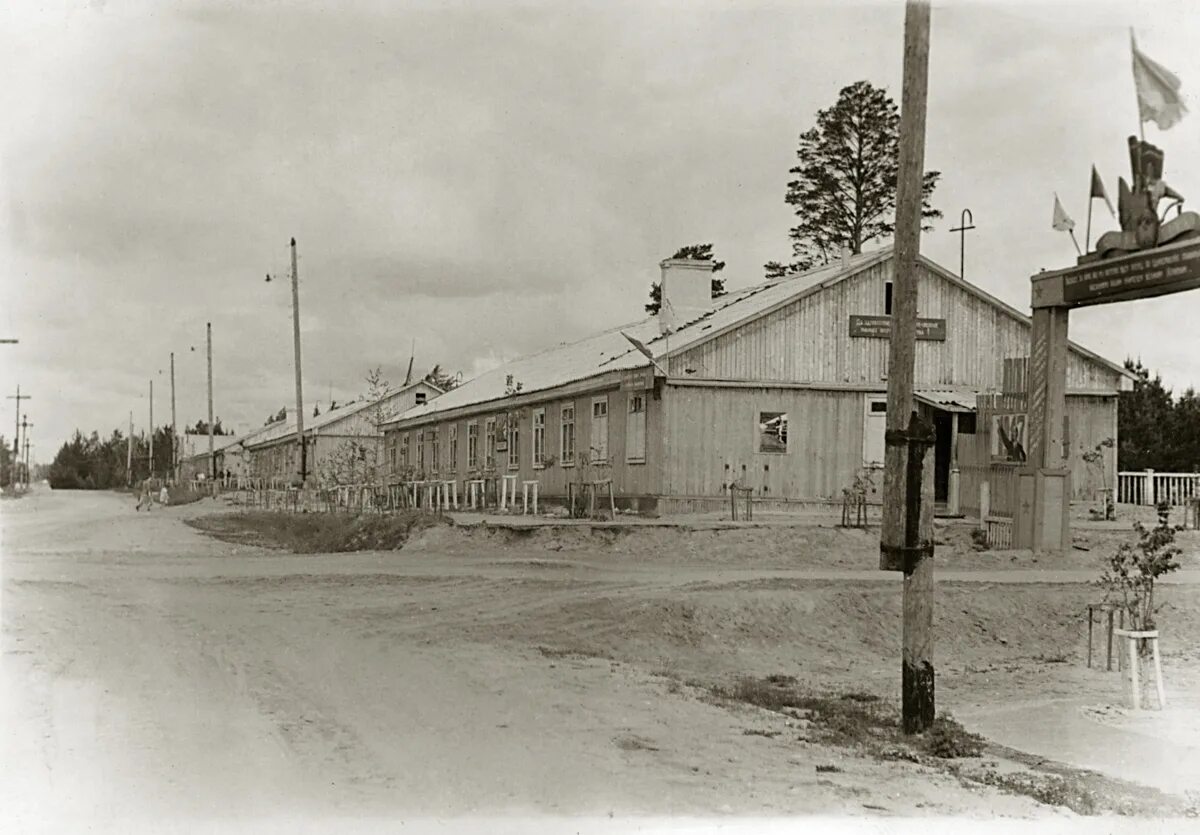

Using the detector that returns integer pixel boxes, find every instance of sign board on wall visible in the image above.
[849,315,946,341]
[990,413,1028,463]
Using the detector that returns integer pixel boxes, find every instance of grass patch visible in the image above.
[186,510,449,553]
[712,674,1197,816]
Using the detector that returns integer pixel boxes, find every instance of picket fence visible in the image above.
[1116,470,1200,506]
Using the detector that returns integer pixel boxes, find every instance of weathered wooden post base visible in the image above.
[880,411,937,733]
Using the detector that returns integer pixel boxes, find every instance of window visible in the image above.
[507,415,520,470]
[758,411,788,454]
[591,396,609,463]
[532,408,546,468]
[884,281,893,315]
[386,434,397,473]
[863,397,887,467]
[448,424,458,471]
[560,404,576,466]
[415,430,425,472]
[415,391,427,405]
[430,428,440,474]
[467,422,479,469]
[485,417,496,469]
[626,394,646,463]
[401,432,410,468]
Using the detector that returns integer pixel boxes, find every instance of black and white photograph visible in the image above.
[3,1,1200,832]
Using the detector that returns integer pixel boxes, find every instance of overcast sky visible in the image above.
[3,0,1199,457]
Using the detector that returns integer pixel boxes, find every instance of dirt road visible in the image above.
[3,488,1196,829]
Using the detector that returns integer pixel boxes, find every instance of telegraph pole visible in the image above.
[207,322,215,481]
[879,0,936,735]
[290,238,307,485]
[170,351,178,483]
[7,385,30,487]
[19,415,32,487]
[148,379,154,478]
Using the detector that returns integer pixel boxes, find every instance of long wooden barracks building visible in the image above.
[381,248,1132,514]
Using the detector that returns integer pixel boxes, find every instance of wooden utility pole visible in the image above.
[207,322,215,481]
[170,351,178,483]
[290,238,307,485]
[7,385,30,487]
[879,0,936,735]
[19,415,32,486]
[128,411,133,486]
[148,379,154,478]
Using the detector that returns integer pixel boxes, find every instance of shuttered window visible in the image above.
[448,424,458,472]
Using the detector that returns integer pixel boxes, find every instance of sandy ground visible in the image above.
[3,487,1199,832]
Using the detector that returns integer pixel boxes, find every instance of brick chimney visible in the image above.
[658,258,714,332]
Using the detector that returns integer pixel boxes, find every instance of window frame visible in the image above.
[625,393,646,464]
[485,417,496,469]
[467,421,479,470]
[560,404,576,467]
[532,407,546,469]
[507,413,521,471]
[590,395,609,464]
[448,423,458,472]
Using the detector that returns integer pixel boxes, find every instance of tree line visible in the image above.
[48,427,178,489]
[1118,359,1200,472]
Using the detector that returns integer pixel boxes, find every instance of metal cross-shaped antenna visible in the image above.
[949,208,976,279]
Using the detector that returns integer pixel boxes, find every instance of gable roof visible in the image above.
[387,248,1131,426]
[245,379,442,450]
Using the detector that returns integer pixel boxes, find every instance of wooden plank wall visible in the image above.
[385,385,661,501]
[958,392,1116,515]
[660,384,871,501]
[668,262,1123,392]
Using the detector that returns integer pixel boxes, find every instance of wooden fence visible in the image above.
[1117,470,1200,506]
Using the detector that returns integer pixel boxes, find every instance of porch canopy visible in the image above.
[915,389,978,413]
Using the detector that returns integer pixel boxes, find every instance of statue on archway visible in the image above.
[1094,137,1200,259]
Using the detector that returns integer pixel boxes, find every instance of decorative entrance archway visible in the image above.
[1020,138,1200,549]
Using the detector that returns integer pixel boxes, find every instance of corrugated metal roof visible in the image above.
[388,250,890,425]
[915,389,979,413]
[245,380,438,450]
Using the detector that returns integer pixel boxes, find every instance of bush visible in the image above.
[969,527,989,551]
[921,713,985,758]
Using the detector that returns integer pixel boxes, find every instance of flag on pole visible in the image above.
[1052,193,1075,232]
[1089,165,1115,217]
[621,331,667,375]
[1132,30,1187,130]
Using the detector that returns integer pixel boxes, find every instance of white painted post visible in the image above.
[979,481,991,522]
[948,468,960,516]
[1145,469,1155,506]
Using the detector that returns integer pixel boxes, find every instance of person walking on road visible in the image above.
[135,479,154,512]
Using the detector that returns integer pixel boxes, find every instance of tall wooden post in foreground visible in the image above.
[207,322,215,481]
[170,351,178,483]
[148,379,154,478]
[879,0,936,734]
[290,238,307,485]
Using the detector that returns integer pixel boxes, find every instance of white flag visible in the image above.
[1132,31,1187,130]
[1052,194,1075,232]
